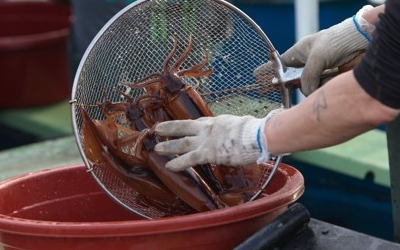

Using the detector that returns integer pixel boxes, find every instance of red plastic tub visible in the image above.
[0,163,304,249]
[0,2,72,108]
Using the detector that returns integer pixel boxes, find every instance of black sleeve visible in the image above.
[353,0,400,109]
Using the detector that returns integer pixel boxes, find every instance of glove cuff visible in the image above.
[239,117,265,165]
[239,109,283,165]
[327,5,374,57]
[353,5,375,42]
[332,18,368,56]
[256,109,283,164]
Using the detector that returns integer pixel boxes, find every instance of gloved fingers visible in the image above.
[320,76,334,86]
[155,119,203,137]
[338,50,365,72]
[280,40,312,67]
[164,150,208,171]
[280,50,305,67]
[301,51,365,95]
[154,136,199,155]
[300,57,326,96]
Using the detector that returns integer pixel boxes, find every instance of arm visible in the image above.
[155,69,400,171]
[154,1,400,171]
[269,0,400,154]
[254,4,384,96]
[266,70,399,155]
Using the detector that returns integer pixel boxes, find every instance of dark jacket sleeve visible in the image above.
[353,0,400,109]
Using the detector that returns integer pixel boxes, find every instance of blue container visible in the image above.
[234,0,371,53]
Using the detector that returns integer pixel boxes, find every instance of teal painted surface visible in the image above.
[291,130,389,187]
[0,100,72,139]
[0,136,82,180]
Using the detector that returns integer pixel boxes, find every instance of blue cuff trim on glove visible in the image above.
[352,15,372,42]
[256,125,263,154]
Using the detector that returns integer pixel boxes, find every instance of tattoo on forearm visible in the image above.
[313,89,328,121]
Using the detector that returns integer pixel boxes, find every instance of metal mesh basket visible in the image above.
[71,0,282,219]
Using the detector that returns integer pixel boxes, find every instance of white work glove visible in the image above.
[154,111,280,172]
[256,5,375,96]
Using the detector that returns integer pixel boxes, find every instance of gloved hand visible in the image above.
[154,112,280,171]
[255,5,375,96]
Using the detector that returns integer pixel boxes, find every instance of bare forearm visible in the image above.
[266,70,399,155]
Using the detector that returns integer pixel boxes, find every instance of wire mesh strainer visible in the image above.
[71,0,286,219]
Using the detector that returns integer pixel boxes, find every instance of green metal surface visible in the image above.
[0,100,72,139]
[290,129,389,187]
[0,136,82,181]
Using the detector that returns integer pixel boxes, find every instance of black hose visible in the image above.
[233,203,310,250]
